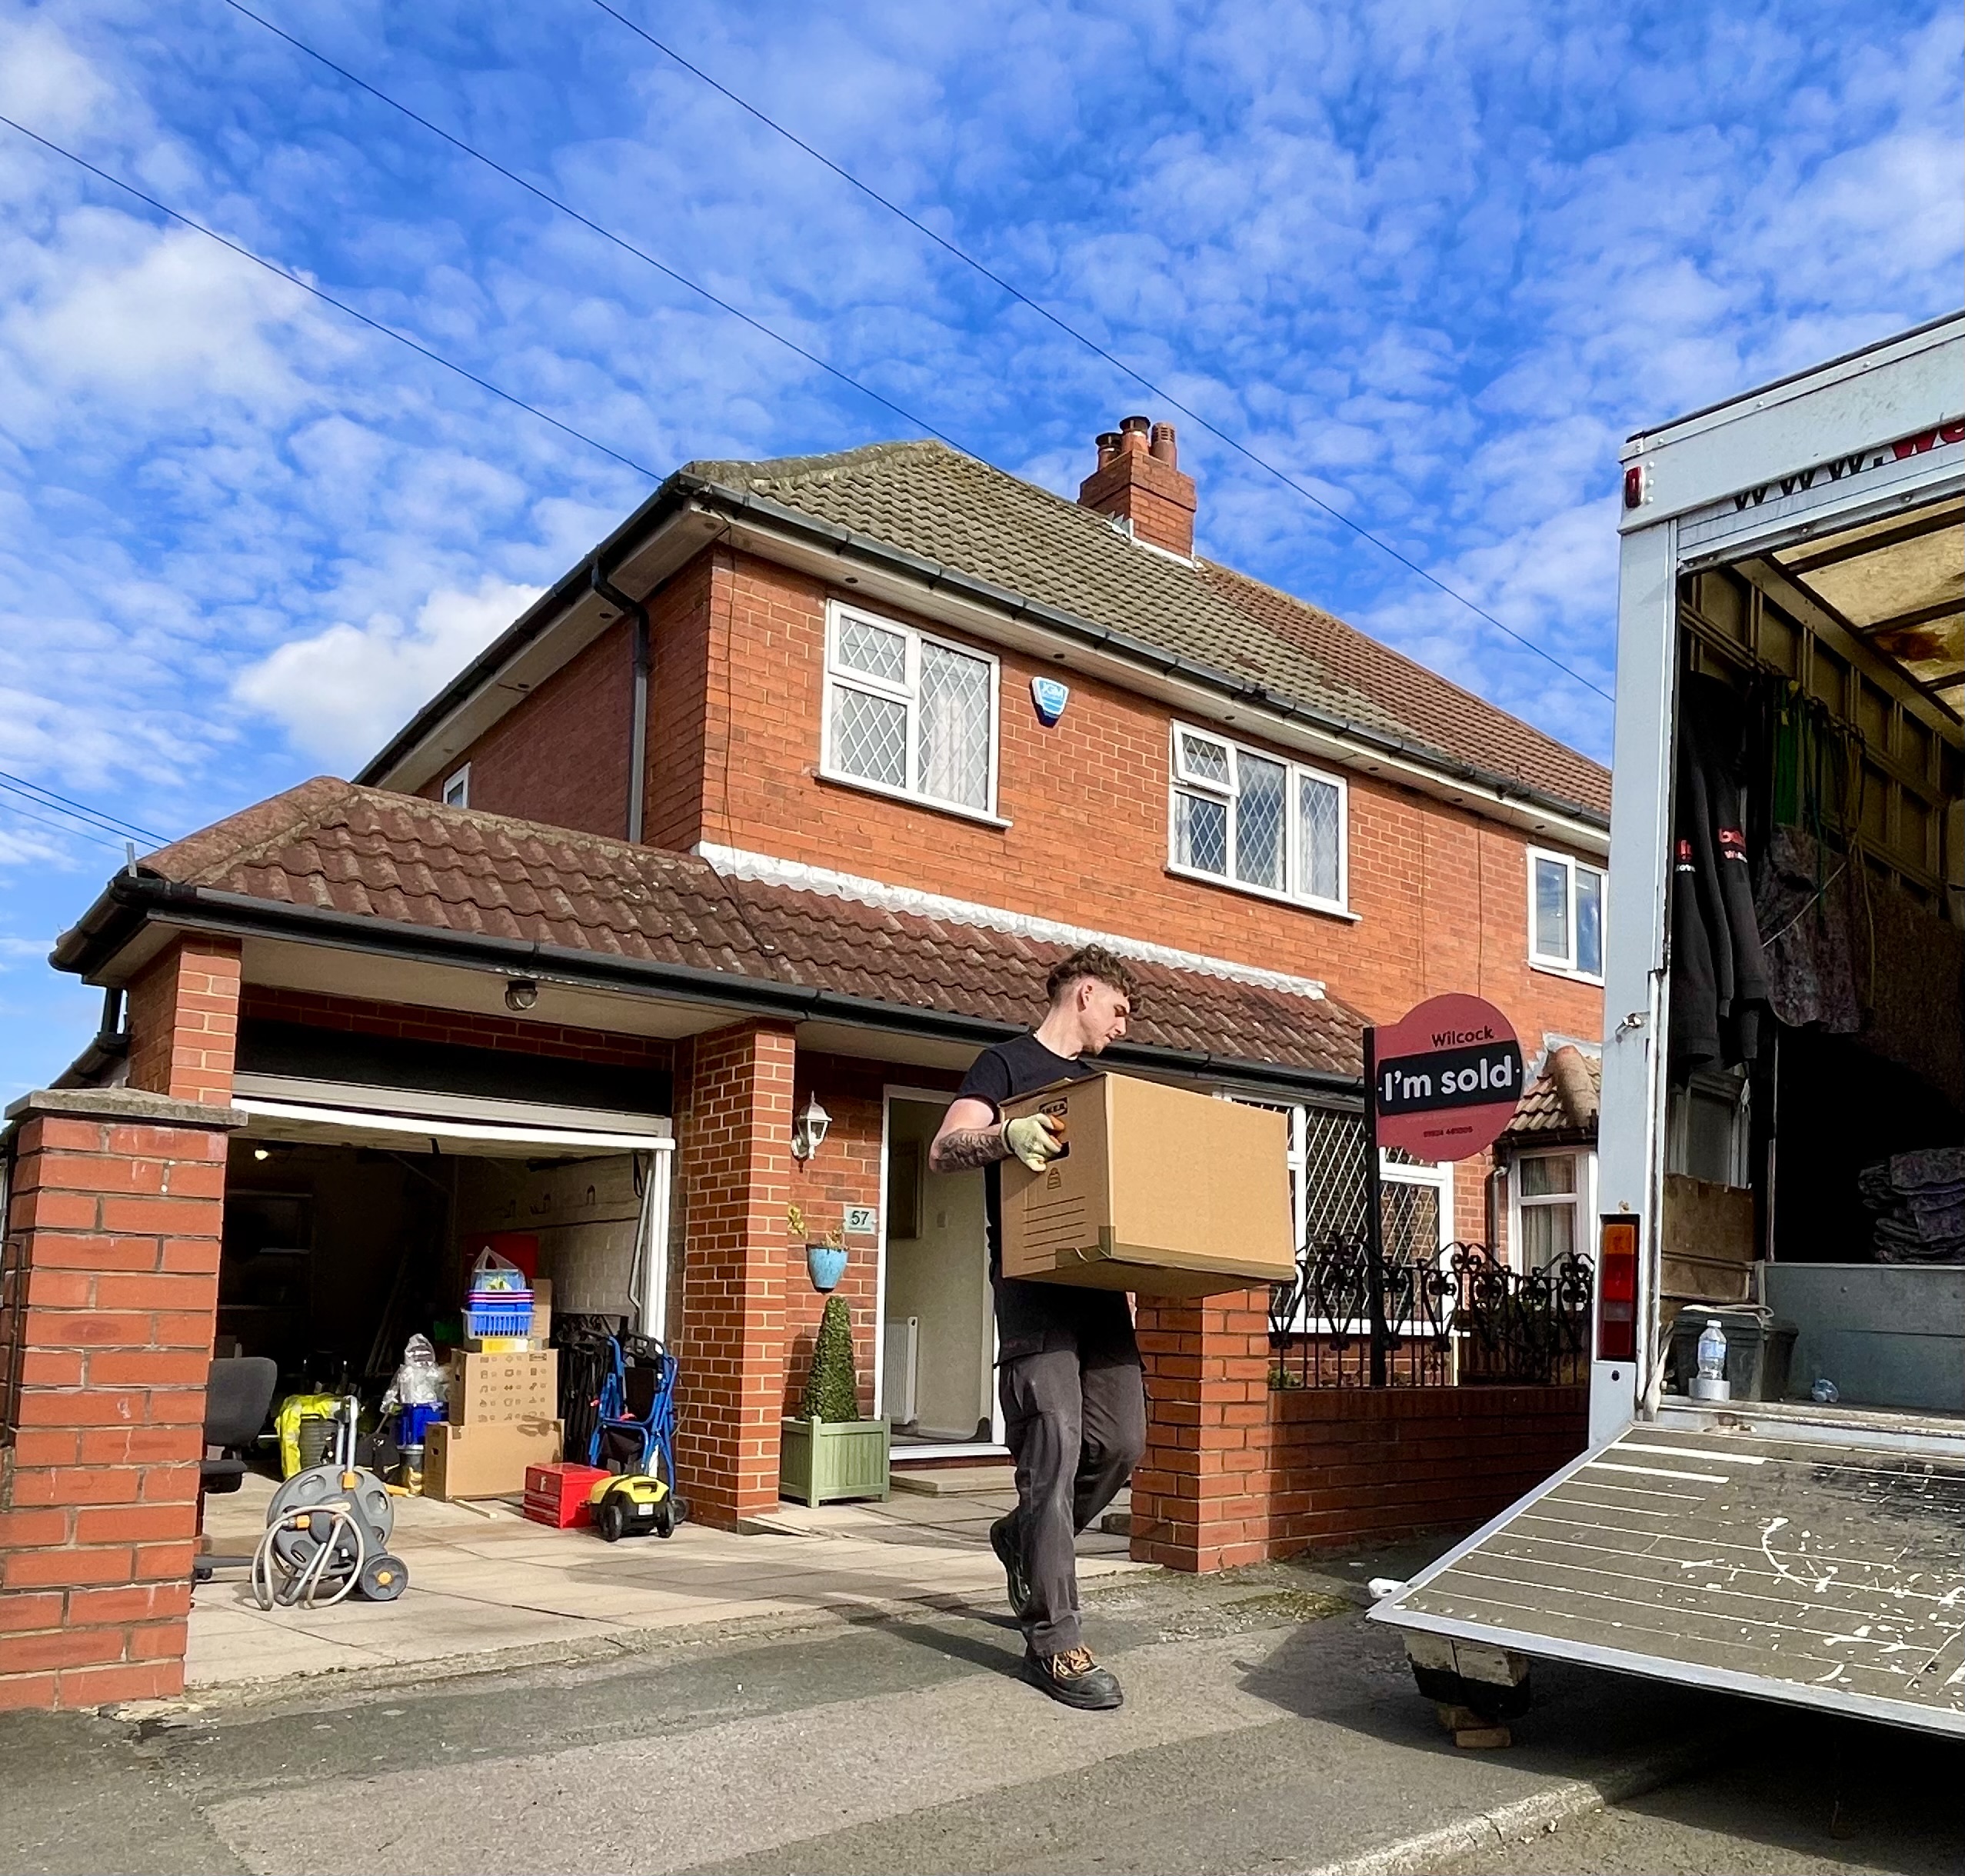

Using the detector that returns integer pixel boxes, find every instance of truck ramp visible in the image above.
[1372,1418,1965,1734]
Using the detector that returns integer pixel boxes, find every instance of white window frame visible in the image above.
[1167,722,1351,916]
[1507,1146,1598,1271]
[820,600,1004,825]
[441,763,471,809]
[1527,845,1605,983]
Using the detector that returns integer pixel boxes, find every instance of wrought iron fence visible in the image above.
[1269,1240,1594,1390]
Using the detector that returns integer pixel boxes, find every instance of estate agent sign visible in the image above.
[1370,992,1524,1161]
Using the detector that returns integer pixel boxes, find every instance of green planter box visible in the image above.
[779,1416,891,1505]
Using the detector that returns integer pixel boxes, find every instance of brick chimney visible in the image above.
[1077,415,1196,558]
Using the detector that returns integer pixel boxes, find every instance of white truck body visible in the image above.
[1374,313,1965,1735]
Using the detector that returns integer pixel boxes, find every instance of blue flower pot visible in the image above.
[806,1244,848,1293]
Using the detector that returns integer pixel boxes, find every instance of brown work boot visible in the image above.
[1023,1644,1124,1711]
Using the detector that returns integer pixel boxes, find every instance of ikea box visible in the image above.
[447,1348,559,1424]
[425,1418,562,1500]
[998,1073,1294,1297]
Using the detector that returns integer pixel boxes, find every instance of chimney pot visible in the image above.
[1095,430,1122,468]
[1149,422,1177,467]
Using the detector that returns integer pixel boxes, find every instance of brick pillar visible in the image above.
[0,1088,243,1712]
[126,935,241,1107]
[672,1021,794,1529]
[1129,1288,1274,1572]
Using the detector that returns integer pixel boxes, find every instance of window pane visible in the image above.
[1576,867,1604,976]
[1534,857,1570,960]
[1234,752,1286,889]
[1521,1199,1575,1268]
[1174,791,1228,875]
[1177,731,1231,788]
[1381,1181,1440,1264]
[835,618,907,685]
[1518,1153,1575,1198]
[916,642,992,808]
[831,684,908,789]
[1299,775,1341,901]
[1686,1088,1738,1185]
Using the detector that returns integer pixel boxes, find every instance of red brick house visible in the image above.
[2,418,1605,1708]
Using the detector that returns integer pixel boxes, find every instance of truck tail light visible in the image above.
[1597,1218,1638,1362]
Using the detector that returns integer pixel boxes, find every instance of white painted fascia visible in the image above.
[697,844,1331,1001]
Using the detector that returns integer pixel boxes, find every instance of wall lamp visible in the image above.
[791,1094,831,1161]
[504,978,541,1013]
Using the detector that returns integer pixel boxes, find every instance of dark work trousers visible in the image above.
[997,1327,1147,1658]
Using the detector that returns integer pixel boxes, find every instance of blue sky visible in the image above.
[0,0,1959,1094]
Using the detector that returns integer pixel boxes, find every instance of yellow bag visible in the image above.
[274,1392,341,1478]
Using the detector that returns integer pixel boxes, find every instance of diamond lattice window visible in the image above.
[824,603,997,815]
[1169,723,1347,911]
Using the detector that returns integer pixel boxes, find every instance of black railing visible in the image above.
[1269,1241,1594,1390]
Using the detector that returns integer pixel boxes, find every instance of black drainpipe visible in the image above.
[590,559,651,845]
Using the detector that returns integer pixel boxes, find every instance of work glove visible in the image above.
[1004,1113,1065,1171]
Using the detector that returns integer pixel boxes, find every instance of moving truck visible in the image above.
[1374,313,1965,1737]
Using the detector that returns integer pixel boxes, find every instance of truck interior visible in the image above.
[1660,490,1963,1423]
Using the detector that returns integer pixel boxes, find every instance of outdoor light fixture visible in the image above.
[504,977,541,1012]
[790,1094,831,1161]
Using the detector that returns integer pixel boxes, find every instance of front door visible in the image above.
[878,1091,999,1449]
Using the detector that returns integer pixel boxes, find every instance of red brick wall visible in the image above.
[645,553,716,854]
[127,938,241,1108]
[239,987,672,1075]
[424,619,633,840]
[700,551,1600,1051]
[670,1022,794,1527]
[0,1098,234,1711]
[1131,1288,1587,1571]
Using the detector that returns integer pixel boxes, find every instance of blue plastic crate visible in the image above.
[465,1295,534,1338]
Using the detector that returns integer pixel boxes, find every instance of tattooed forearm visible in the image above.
[929,1127,1008,1173]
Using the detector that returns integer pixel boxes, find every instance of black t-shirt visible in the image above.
[955,1034,1130,1355]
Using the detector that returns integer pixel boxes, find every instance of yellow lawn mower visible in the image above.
[589,1471,678,1541]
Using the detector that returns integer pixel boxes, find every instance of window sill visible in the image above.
[816,767,1012,830]
[1164,862,1360,922]
[1528,958,1605,988]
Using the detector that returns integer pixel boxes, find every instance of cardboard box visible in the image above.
[425,1418,562,1500]
[998,1073,1294,1297]
[447,1348,559,1424]
[531,1275,553,1345]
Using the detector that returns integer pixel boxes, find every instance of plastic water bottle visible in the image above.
[1696,1318,1727,1383]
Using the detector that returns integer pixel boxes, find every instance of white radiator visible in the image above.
[883,1317,920,1424]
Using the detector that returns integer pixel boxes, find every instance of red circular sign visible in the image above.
[1371,993,1524,1162]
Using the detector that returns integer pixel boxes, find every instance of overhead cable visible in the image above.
[591,0,1614,705]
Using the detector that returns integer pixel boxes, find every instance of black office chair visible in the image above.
[195,1357,278,1581]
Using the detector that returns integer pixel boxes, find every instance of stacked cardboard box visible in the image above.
[428,1298,563,1500]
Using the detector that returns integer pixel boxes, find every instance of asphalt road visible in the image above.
[1,1558,1957,1876]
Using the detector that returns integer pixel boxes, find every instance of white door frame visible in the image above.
[878,1083,1007,1456]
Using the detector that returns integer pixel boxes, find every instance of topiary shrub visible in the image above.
[798,1295,861,1423]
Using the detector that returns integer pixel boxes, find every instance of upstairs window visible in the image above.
[1528,847,1604,981]
[1169,725,1347,914]
[441,765,470,809]
[822,602,999,819]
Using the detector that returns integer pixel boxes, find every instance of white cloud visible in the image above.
[232,578,542,770]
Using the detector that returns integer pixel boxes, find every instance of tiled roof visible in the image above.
[141,780,1364,1081]
[1501,1046,1601,1143]
[683,441,1610,822]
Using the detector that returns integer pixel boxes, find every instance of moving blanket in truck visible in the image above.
[1371,1420,1965,1736]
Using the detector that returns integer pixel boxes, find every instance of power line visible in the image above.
[591,1,1614,707]
[0,795,125,853]
[218,0,962,452]
[0,113,664,482]
[0,770,165,845]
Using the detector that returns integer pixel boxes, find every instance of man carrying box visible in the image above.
[929,945,1146,1711]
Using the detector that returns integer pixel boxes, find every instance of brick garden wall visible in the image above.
[1131,1288,1588,1572]
[0,1091,239,1712]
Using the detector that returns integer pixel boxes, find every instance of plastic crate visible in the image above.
[465,1292,534,1339]
[523,1461,611,1528]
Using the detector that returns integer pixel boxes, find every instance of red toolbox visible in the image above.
[524,1461,611,1528]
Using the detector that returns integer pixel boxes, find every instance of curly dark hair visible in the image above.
[1044,944,1142,1011]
